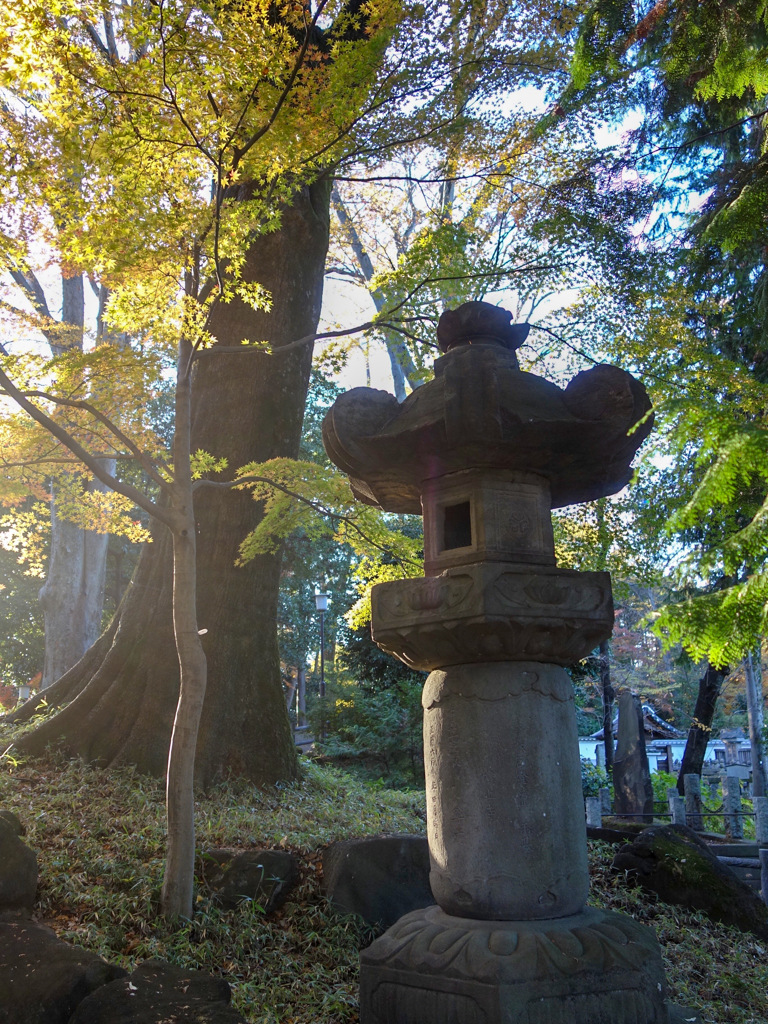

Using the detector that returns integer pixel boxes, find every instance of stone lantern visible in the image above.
[323,302,673,1024]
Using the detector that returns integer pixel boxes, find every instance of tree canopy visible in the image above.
[520,0,768,671]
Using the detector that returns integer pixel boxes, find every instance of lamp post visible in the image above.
[314,590,330,742]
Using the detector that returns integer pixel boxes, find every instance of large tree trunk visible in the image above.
[11,178,333,787]
[676,661,729,795]
[39,479,111,689]
[38,274,111,689]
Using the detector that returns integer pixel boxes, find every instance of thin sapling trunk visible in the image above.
[0,337,207,923]
[160,336,208,921]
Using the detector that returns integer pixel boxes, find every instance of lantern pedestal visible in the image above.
[360,905,669,1024]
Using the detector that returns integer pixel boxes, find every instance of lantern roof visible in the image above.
[322,302,653,514]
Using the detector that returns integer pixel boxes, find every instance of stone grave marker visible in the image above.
[613,691,654,822]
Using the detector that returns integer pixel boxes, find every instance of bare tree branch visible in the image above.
[76,17,113,61]
[195,475,421,569]
[0,365,173,526]
[3,388,171,486]
[7,266,52,320]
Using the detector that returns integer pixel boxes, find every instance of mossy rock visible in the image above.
[588,818,657,844]
[612,824,768,940]
[600,816,651,834]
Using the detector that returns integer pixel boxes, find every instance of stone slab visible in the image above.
[70,958,246,1023]
[613,692,654,822]
[200,848,298,912]
[0,920,126,1024]
[322,835,433,933]
[0,820,38,915]
[667,1005,702,1024]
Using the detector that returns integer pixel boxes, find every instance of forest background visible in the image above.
[0,0,767,847]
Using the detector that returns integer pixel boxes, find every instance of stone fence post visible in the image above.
[684,774,703,830]
[585,797,602,828]
[755,796,768,906]
[668,793,686,826]
[724,776,743,839]
[755,796,768,844]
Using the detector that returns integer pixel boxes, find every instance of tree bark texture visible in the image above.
[12,178,333,788]
[38,274,111,690]
[599,638,614,775]
[745,651,767,798]
[39,477,111,689]
[676,661,729,795]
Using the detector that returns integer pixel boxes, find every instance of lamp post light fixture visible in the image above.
[314,590,330,741]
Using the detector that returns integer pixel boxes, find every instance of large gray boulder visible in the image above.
[0,919,126,1024]
[322,834,433,932]
[199,848,299,912]
[0,816,37,915]
[612,823,768,939]
[69,958,247,1023]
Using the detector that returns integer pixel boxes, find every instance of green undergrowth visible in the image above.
[0,745,766,1023]
[589,842,768,1024]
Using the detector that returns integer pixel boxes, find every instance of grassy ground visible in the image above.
[0,744,766,1024]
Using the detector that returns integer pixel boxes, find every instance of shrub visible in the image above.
[311,672,424,789]
[581,758,609,797]
[650,770,678,804]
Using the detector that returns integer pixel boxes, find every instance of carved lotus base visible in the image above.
[371,563,613,670]
[360,905,670,1024]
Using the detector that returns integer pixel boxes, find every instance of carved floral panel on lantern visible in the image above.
[361,905,669,1024]
[371,562,613,670]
